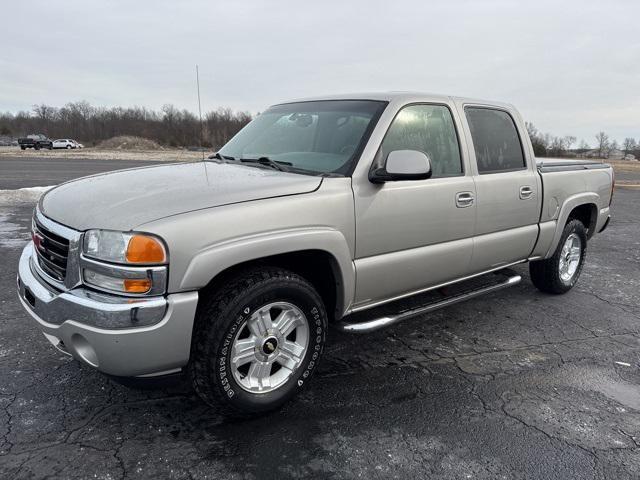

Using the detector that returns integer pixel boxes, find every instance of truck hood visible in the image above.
[40,161,322,231]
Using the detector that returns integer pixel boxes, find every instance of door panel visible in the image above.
[461,105,541,272]
[469,224,538,272]
[353,176,475,306]
[353,102,476,307]
[473,171,539,236]
[354,234,473,307]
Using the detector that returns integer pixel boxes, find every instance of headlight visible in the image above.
[81,230,168,296]
[84,230,167,265]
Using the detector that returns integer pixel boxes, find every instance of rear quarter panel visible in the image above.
[536,165,613,257]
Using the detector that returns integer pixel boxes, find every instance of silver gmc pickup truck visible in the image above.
[17,92,614,414]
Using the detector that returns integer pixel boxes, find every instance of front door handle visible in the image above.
[455,191,474,208]
[519,186,534,199]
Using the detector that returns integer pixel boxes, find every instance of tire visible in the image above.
[530,219,587,294]
[34,145,40,151]
[20,146,25,150]
[189,267,327,415]
[66,145,72,149]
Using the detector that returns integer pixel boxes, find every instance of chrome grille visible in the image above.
[33,220,70,282]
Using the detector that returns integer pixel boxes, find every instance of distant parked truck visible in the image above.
[18,134,53,150]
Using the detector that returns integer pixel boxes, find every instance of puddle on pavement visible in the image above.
[562,365,640,411]
[0,211,30,249]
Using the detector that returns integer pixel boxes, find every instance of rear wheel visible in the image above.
[530,219,587,294]
[189,267,327,415]
[66,145,72,149]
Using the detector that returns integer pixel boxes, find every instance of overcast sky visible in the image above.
[2,0,638,145]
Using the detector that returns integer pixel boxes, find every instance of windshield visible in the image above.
[218,100,387,176]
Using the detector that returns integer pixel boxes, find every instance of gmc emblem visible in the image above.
[32,232,45,252]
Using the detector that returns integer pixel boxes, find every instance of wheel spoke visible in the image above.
[274,309,301,337]
[277,340,305,371]
[559,233,582,281]
[247,361,272,390]
[231,301,311,394]
[248,308,273,337]
[231,338,256,367]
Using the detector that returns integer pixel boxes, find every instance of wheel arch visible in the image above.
[544,193,599,258]
[178,229,355,321]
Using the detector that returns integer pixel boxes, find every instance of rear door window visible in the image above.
[465,107,526,174]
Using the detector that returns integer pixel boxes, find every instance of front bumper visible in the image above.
[17,242,199,377]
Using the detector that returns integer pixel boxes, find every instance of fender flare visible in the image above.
[178,227,355,317]
[544,192,599,258]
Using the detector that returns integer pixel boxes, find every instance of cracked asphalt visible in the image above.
[1,156,639,479]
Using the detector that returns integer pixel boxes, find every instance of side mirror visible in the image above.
[369,150,432,183]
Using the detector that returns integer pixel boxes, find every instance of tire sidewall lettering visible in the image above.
[215,295,325,400]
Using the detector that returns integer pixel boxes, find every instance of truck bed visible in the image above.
[536,157,610,172]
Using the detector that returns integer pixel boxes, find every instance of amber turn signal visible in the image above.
[123,278,152,293]
[126,235,166,264]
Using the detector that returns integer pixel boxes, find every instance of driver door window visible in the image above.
[378,104,463,177]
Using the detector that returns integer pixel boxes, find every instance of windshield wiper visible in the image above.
[207,152,236,161]
[240,156,292,172]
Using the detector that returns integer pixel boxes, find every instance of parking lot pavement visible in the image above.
[0,158,639,479]
[0,156,164,189]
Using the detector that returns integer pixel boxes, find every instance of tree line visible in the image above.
[0,101,252,149]
[0,103,637,159]
[526,122,639,159]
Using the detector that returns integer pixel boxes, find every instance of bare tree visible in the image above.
[525,122,548,156]
[595,131,610,158]
[610,140,619,157]
[622,137,636,160]
[578,139,590,151]
[563,136,576,151]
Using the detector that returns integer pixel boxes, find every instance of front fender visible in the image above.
[178,227,355,316]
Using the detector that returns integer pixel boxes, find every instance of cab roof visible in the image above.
[277,91,514,110]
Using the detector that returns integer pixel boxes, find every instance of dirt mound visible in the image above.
[97,136,163,150]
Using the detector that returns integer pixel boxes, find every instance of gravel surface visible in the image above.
[0,157,638,479]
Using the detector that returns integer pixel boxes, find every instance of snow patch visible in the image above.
[0,185,55,205]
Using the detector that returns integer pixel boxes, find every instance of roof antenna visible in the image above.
[196,64,205,161]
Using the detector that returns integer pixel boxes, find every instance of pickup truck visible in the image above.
[17,93,614,415]
[18,134,53,150]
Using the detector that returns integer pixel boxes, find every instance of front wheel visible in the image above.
[189,267,327,415]
[530,219,587,294]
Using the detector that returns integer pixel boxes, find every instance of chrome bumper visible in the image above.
[17,242,199,377]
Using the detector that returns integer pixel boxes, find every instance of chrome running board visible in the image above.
[336,270,522,333]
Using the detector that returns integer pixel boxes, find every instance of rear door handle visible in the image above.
[519,186,533,199]
[455,191,474,208]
